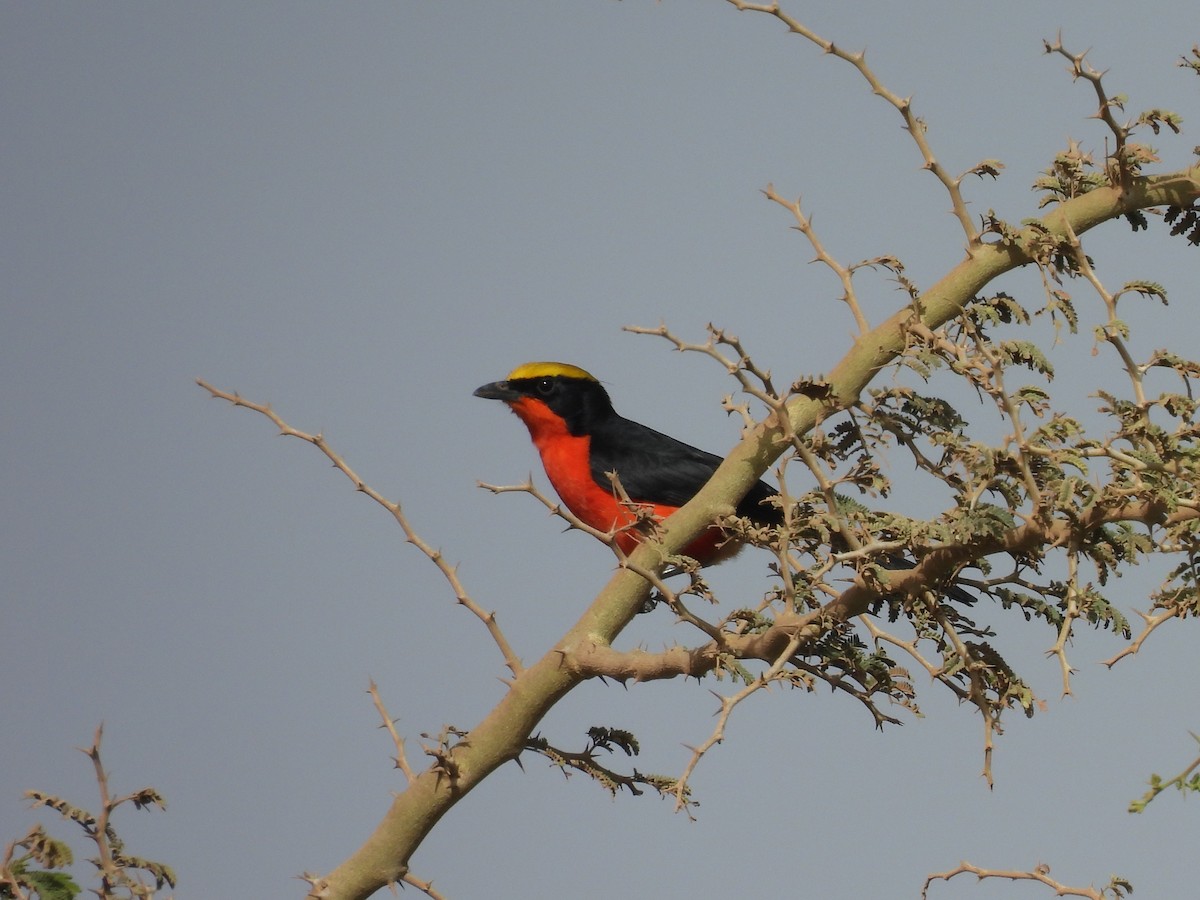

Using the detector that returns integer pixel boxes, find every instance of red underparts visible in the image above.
[507,397,738,565]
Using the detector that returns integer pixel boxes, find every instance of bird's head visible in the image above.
[474,362,614,436]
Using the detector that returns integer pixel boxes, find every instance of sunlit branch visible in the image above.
[1061,218,1150,408]
[1046,550,1081,697]
[786,657,904,729]
[860,615,971,702]
[24,725,174,897]
[83,725,121,895]
[479,477,629,552]
[1043,37,1131,186]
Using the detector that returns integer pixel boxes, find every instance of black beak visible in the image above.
[473,380,521,402]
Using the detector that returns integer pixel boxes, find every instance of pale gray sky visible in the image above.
[4,3,1199,898]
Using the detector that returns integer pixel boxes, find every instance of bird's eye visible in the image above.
[535,377,554,395]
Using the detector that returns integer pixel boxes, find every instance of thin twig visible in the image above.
[622,323,783,412]
[671,631,804,815]
[1103,604,1184,667]
[1129,737,1200,812]
[83,724,121,895]
[729,1,979,243]
[478,478,626,551]
[367,680,416,784]
[763,184,869,334]
[401,871,449,900]
[198,380,523,676]
[922,859,1128,899]
[1046,548,1081,697]
[1043,37,1131,189]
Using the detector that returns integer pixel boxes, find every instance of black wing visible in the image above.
[587,415,781,527]
[590,415,976,603]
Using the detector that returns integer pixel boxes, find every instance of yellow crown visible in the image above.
[506,361,597,382]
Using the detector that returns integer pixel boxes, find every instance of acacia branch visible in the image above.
[83,726,122,895]
[728,1,979,242]
[1047,554,1082,697]
[1129,735,1200,813]
[670,631,806,814]
[648,172,1199,599]
[569,640,722,683]
[763,185,869,333]
[1061,217,1150,408]
[524,731,687,802]
[922,860,1130,900]
[1102,603,1187,667]
[24,726,174,897]
[368,680,416,785]
[1043,37,1131,185]
[622,322,782,411]
[860,615,969,701]
[197,379,523,678]
[400,872,447,900]
[479,478,627,553]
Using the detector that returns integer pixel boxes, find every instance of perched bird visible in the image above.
[474,361,780,567]
[475,362,975,607]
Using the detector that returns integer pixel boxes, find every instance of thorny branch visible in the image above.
[622,24,1200,773]
[367,680,416,785]
[525,727,692,806]
[400,872,448,900]
[1103,602,1187,667]
[922,860,1132,899]
[623,322,782,414]
[196,379,523,678]
[728,0,982,243]
[670,631,805,814]
[762,185,870,334]
[628,291,1200,781]
[478,477,627,551]
[1044,36,1140,192]
[479,475,729,639]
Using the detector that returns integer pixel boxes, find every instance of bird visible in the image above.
[475,361,977,608]
[473,361,781,568]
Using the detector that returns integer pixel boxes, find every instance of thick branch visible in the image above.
[306,561,656,899]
